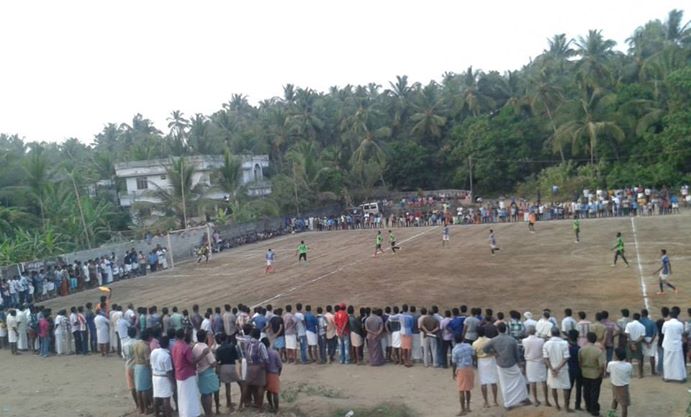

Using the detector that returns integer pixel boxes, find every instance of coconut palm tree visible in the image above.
[260,108,291,170]
[22,145,51,227]
[217,150,243,201]
[210,109,237,150]
[188,113,222,155]
[0,206,31,237]
[553,90,625,165]
[411,83,446,143]
[152,157,206,229]
[457,67,496,117]
[575,30,617,90]
[93,123,122,155]
[662,9,690,46]
[282,83,296,104]
[529,69,567,160]
[341,96,389,166]
[286,88,324,143]
[542,34,576,75]
[167,110,190,155]
[285,142,338,215]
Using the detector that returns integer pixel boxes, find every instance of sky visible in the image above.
[0,0,687,144]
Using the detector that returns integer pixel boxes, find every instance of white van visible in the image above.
[361,202,380,215]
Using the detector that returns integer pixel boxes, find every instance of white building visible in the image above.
[114,155,271,209]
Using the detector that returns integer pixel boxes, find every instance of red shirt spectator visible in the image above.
[172,340,196,381]
[334,307,349,337]
[38,317,49,338]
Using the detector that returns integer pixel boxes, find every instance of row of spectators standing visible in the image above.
[285,186,687,230]
[0,247,169,308]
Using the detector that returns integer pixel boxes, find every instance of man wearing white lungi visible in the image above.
[172,328,205,417]
[523,327,550,406]
[543,327,572,412]
[110,305,123,354]
[54,310,69,355]
[483,323,531,410]
[6,309,19,354]
[94,309,110,356]
[473,326,499,407]
[16,306,28,351]
[151,336,174,417]
[661,310,687,382]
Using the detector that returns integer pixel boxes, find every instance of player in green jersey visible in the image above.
[611,232,629,267]
[373,231,385,257]
[296,241,309,264]
[388,230,400,254]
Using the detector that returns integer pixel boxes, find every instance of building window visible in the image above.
[136,177,148,190]
[160,175,167,180]
[254,164,262,181]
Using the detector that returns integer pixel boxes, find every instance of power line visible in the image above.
[465,152,679,164]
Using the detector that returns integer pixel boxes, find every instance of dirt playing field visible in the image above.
[2,212,689,417]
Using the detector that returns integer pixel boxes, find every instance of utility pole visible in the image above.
[180,158,188,229]
[468,156,473,201]
[69,171,92,249]
[292,164,300,218]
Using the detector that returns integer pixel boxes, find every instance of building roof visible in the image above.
[114,154,269,178]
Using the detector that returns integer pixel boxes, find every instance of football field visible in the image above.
[46,211,690,317]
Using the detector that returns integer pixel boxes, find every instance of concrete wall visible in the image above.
[0,203,342,279]
[0,217,289,279]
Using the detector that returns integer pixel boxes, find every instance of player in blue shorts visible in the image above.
[653,249,677,295]
[265,249,275,273]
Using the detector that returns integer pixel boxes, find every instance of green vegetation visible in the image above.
[0,10,689,264]
[280,383,345,403]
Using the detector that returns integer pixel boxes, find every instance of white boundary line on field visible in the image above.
[251,226,439,308]
[630,217,650,310]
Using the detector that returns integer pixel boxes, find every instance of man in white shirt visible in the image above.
[624,313,646,378]
[124,304,136,325]
[560,308,577,335]
[543,327,572,412]
[8,278,18,307]
[606,348,632,417]
[6,309,19,354]
[110,305,123,354]
[16,306,28,351]
[536,311,554,339]
[523,326,550,406]
[18,275,29,305]
[294,303,308,364]
[82,262,90,287]
[661,309,687,382]
[117,308,131,349]
[151,336,174,417]
[94,310,110,356]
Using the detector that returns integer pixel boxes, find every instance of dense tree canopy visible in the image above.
[0,10,689,264]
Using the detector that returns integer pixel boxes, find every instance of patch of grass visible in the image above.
[280,383,346,403]
[332,403,418,417]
